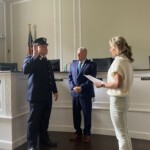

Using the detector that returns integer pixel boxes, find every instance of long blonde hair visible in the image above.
[109,36,134,63]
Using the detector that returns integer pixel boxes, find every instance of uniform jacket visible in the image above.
[22,55,58,102]
[68,59,97,98]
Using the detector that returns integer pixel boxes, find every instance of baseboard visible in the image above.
[12,135,27,149]
[49,125,150,141]
[0,140,12,150]
[0,135,27,150]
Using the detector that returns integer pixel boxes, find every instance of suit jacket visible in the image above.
[22,55,58,102]
[68,59,97,98]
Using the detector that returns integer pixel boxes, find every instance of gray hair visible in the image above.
[78,47,87,53]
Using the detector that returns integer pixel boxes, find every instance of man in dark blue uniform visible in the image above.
[23,37,58,150]
[68,47,97,143]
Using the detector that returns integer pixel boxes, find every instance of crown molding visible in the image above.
[9,0,31,3]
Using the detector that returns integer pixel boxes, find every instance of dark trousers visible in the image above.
[27,101,52,148]
[72,96,92,136]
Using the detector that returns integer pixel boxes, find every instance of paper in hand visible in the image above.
[84,75,104,83]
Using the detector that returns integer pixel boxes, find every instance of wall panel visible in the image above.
[0,1,6,62]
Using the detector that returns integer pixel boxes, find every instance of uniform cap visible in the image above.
[33,37,48,45]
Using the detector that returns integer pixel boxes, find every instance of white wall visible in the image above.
[1,0,150,70]
[81,0,150,70]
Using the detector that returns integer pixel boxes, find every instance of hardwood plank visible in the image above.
[14,131,150,150]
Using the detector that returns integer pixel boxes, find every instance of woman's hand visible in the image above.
[94,82,103,88]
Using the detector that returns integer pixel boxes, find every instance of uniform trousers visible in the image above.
[27,101,52,148]
[109,96,132,150]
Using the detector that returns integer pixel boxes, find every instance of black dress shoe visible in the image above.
[28,147,36,150]
[40,140,57,147]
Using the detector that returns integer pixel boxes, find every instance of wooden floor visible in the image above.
[14,131,150,150]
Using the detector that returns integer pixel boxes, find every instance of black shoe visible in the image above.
[28,147,36,150]
[40,140,57,147]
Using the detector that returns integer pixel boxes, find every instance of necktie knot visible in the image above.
[39,56,47,60]
[78,61,83,74]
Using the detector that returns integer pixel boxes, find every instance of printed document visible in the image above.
[84,75,104,83]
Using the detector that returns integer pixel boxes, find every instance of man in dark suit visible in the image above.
[68,47,97,143]
[23,37,58,150]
